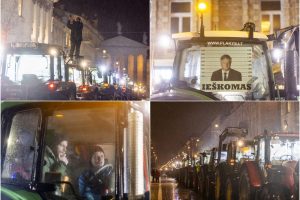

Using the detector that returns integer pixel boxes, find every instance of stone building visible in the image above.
[99,35,149,85]
[1,1,103,68]
[1,0,58,43]
[199,102,299,150]
[53,7,103,67]
[150,0,299,84]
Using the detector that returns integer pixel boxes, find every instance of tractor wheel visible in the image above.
[260,184,287,200]
[215,169,225,200]
[68,90,76,100]
[225,177,235,200]
[206,175,214,200]
[199,170,206,197]
[239,169,255,200]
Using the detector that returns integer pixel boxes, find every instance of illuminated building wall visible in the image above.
[150,0,299,85]
[99,36,149,85]
[52,8,103,68]
[1,0,56,43]
[199,102,299,150]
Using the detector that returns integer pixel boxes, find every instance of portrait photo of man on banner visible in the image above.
[200,47,253,92]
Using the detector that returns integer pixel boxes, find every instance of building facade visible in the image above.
[1,0,58,43]
[99,35,149,85]
[53,7,103,68]
[199,102,299,150]
[1,0,103,69]
[150,0,299,84]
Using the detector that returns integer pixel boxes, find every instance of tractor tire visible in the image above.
[206,175,214,200]
[239,169,255,200]
[225,177,235,200]
[259,184,287,200]
[68,90,76,100]
[199,169,206,197]
[215,168,225,200]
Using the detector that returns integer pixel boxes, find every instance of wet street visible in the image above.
[151,178,201,200]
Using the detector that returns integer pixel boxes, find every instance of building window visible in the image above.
[170,1,192,34]
[261,0,282,34]
[18,0,23,16]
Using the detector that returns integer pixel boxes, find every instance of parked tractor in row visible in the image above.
[175,127,299,200]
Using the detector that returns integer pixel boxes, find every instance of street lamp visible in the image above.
[197,2,207,38]
[158,34,171,48]
[80,60,88,68]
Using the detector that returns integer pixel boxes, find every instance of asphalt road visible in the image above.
[151,177,201,200]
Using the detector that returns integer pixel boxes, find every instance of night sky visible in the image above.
[54,0,149,44]
[151,102,228,167]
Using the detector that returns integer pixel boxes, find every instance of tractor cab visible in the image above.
[68,64,99,100]
[255,132,300,167]
[1,102,150,200]
[1,43,77,100]
[152,23,275,101]
[268,25,299,100]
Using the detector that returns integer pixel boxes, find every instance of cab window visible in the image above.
[1,109,41,183]
[42,106,116,199]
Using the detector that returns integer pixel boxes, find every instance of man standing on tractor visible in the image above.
[67,15,83,59]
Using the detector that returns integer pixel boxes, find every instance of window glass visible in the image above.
[273,14,281,31]
[261,1,281,11]
[171,2,191,13]
[5,54,50,83]
[182,17,191,32]
[42,107,116,199]
[171,17,179,34]
[1,109,41,183]
[270,138,300,164]
[179,43,270,100]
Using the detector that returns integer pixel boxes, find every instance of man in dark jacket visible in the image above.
[211,54,242,81]
[67,16,83,59]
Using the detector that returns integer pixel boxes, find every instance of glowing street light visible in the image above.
[100,65,107,73]
[49,48,58,56]
[80,60,88,68]
[198,2,207,11]
[158,34,171,48]
[197,2,207,38]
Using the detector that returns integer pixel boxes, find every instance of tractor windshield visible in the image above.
[1,109,41,185]
[2,54,64,84]
[236,143,256,161]
[69,67,84,87]
[42,106,117,199]
[176,42,271,100]
[270,137,300,163]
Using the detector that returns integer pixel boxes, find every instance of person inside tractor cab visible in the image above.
[78,145,113,200]
[43,132,69,181]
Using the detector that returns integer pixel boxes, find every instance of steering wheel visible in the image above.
[94,164,113,177]
[279,155,294,161]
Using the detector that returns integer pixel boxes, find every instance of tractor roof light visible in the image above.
[49,48,58,56]
[237,140,244,147]
[80,60,88,68]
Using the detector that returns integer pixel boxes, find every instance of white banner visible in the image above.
[200,47,252,92]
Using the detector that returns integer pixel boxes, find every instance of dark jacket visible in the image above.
[67,20,83,41]
[78,168,112,200]
[210,68,242,81]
